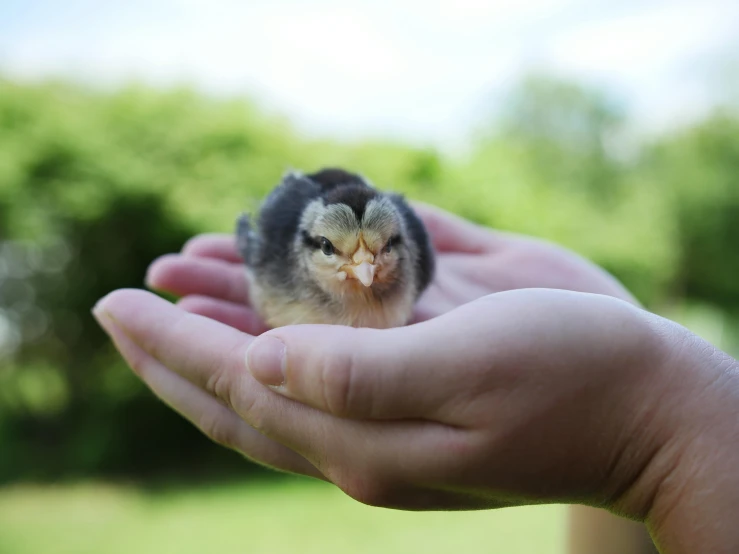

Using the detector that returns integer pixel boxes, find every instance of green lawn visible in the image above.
[0,478,566,554]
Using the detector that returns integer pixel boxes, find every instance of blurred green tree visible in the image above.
[644,110,739,311]
[497,75,627,204]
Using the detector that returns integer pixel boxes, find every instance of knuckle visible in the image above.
[204,341,246,410]
[320,351,362,417]
[241,397,268,434]
[231,388,269,434]
[199,413,237,450]
[205,368,234,408]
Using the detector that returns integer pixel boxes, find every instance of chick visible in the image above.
[236,168,435,329]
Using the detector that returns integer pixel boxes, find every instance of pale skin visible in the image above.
[94,204,739,553]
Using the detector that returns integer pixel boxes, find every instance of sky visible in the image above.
[0,0,738,147]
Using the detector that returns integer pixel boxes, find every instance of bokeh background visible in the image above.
[1,1,738,552]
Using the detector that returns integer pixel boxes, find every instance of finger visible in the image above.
[92,289,353,470]
[92,304,322,478]
[146,254,249,304]
[93,290,337,463]
[95,289,253,394]
[93,289,471,485]
[244,308,494,423]
[411,202,501,254]
[182,234,243,263]
[94,290,341,454]
[178,295,269,335]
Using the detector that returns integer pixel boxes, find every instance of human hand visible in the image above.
[409,203,639,318]
[92,286,738,521]
[101,205,739,552]
[144,203,637,332]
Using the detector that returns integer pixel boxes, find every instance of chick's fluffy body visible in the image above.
[237,168,434,328]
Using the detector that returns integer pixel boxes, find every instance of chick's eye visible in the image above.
[384,235,400,254]
[320,237,335,256]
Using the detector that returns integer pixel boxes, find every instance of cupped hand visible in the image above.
[144,203,638,332]
[96,204,739,552]
[94,286,702,516]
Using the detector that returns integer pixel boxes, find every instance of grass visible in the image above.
[0,478,567,554]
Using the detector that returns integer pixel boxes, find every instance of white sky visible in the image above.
[1,0,737,147]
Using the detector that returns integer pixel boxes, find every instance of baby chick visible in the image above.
[236,168,435,329]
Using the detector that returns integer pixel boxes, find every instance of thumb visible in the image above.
[244,319,479,421]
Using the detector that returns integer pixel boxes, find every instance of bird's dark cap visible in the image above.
[307,168,368,190]
[322,183,378,221]
[305,167,378,221]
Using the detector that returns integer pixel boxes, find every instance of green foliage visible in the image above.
[495,75,627,203]
[643,111,739,309]
[0,74,737,481]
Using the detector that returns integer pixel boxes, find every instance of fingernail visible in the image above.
[91,303,115,336]
[92,294,110,320]
[92,295,125,336]
[92,295,106,315]
[245,336,286,387]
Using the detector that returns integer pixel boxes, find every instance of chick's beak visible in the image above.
[351,261,375,287]
[343,238,376,287]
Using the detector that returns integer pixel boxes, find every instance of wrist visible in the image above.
[617,318,739,552]
[651,343,739,553]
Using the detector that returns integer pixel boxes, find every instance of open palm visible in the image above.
[145,203,637,332]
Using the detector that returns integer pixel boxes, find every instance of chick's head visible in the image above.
[297,186,407,299]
